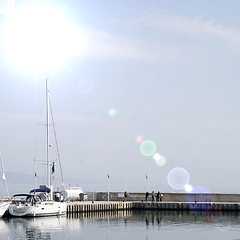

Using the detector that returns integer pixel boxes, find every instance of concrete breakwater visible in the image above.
[132,202,240,211]
[86,192,240,203]
[66,192,240,213]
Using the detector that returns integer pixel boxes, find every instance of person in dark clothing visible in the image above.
[160,193,163,201]
[145,191,149,201]
[151,191,155,202]
[124,191,128,201]
[156,191,160,202]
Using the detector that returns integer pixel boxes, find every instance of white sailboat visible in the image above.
[9,79,67,217]
[0,153,11,217]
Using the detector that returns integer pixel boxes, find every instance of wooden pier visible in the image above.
[67,201,132,213]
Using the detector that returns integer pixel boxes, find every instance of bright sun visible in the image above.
[2,3,86,73]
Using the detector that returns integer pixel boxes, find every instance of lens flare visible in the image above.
[191,185,211,194]
[136,136,143,143]
[153,153,166,166]
[108,108,117,117]
[185,185,212,205]
[216,217,231,232]
[0,0,15,15]
[184,184,192,193]
[2,2,87,72]
[167,167,190,190]
[206,206,222,223]
[140,140,156,156]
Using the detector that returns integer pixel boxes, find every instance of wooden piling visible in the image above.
[66,201,240,214]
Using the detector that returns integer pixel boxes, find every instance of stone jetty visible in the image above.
[66,192,240,213]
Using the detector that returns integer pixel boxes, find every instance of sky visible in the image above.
[0,0,240,196]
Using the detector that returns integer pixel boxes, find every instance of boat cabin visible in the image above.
[12,194,42,206]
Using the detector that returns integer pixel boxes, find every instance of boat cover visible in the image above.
[30,187,51,193]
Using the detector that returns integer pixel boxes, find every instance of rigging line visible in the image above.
[49,98,65,191]
[33,91,46,185]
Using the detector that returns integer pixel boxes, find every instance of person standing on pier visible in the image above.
[151,191,155,202]
[145,191,149,201]
[156,191,160,202]
[160,193,163,201]
[124,191,128,201]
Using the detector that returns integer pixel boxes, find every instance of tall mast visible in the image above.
[46,78,50,187]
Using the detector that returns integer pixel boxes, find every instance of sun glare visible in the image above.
[0,0,15,15]
[2,3,87,73]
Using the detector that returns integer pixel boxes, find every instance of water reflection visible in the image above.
[68,209,240,232]
[1,216,81,240]
[0,218,10,238]
[1,210,240,239]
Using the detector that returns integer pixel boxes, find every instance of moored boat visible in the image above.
[9,193,66,217]
[0,201,11,217]
[9,79,67,217]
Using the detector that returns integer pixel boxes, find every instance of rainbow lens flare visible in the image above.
[140,140,156,156]
[108,108,117,117]
[167,167,190,190]
[153,153,166,166]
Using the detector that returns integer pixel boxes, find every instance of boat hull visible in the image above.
[0,201,11,217]
[9,201,67,217]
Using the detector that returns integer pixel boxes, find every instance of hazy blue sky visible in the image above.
[0,0,240,195]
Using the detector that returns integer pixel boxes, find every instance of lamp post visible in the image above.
[80,159,83,186]
[107,174,110,201]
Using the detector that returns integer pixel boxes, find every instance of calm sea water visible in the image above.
[0,210,240,239]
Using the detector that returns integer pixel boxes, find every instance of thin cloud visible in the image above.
[84,27,157,60]
[129,12,240,51]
